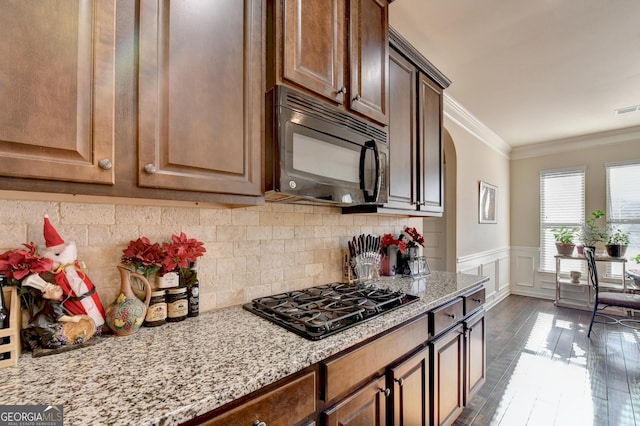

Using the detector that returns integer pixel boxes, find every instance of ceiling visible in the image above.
[389,0,640,149]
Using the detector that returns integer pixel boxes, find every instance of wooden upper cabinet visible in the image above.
[418,73,444,214]
[138,0,262,196]
[274,0,388,125]
[348,0,388,124]
[0,0,116,184]
[387,48,417,210]
[282,0,345,103]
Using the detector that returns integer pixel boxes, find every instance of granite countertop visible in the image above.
[0,271,488,426]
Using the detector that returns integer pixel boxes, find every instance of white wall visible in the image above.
[444,97,512,308]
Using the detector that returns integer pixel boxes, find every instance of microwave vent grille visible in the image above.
[284,90,387,144]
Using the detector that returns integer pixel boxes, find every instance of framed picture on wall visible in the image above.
[479,181,497,224]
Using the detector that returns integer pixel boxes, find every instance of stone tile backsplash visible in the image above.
[0,198,422,313]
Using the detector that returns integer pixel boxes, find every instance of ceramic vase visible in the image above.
[105,266,152,336]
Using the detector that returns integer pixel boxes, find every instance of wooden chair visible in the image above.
[584,247,640,337]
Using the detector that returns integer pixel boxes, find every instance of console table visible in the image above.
[554,254,627,311]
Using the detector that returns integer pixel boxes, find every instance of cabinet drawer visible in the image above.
[203,370,316,426]
[463,287,485,315]
[322,314,429,403]
[430,298,463,338]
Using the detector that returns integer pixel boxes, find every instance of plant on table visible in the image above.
[605,228,630,258]
[551,226,577,255]
[580,209,608,249]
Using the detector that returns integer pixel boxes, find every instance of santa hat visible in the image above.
[43,215,65,248]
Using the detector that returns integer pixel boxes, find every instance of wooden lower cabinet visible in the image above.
[431,324,464,426]
[189,370,316,426]
[323,376,388,426]
[464,309,486,405]
[390,346,430,425]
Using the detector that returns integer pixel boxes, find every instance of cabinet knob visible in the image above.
[353,94,361,102]
[394,377,404,387]
[337,86,347,95]
[447,313,456,320]
[98,158,112,170]
[380,387,391,397]
[144,163,157,174]
[472,298,482,303]
[252,421,266,426]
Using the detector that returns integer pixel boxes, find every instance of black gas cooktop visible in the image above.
[243,282,419,340]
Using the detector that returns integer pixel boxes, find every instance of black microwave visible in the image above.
[264,85,388,206]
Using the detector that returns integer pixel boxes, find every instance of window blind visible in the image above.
[540,168,585,272]
[606,162,640,276]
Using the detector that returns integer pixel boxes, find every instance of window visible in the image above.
[606,161,640,276]
[540,168,585,272]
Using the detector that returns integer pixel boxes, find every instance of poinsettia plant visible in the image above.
[121,237,166,278]
[122,233,206,286]
[0,242,53,284]
[401,226,425,248]
[381,233,408,254]
[0,243,55,313]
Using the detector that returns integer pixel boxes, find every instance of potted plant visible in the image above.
[579,209,608,252]
[551,226,576,256]
[605,228,630,258]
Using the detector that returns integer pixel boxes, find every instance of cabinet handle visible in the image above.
[144,163,157,174]
[380,387,391,397]
[447,313,456,320]
[394,378,404,387]
[337,86,347,95]
[252,421,266,426]
[98,158,112,170]
[353,94,361,102]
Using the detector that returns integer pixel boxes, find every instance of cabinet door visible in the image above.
[324,376,388,426]
[465,309,486,405]
[282,0,345,103]
[390,346,429,426]
[138,0,262,196]
[348,0,388,124]
[417,73,444,214]
[200,370,316,426]
[0,1,116,184]
[386,48,418,210]
[431,324,464,426]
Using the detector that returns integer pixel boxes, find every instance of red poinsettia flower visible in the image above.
[401,227,425,247]
[0,242,54,282]
[121,237,165,276]
[381,233,408,254]
[162,232,206,272]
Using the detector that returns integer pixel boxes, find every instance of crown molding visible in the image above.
[389,27,451,89]
[443,94,512,159]
[510,125,640,160]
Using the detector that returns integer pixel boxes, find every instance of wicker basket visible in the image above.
[0,286,22,368]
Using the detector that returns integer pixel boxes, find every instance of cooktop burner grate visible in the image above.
[243,282,419,340]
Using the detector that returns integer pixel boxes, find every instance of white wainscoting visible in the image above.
[457,247,511,310]
[510,246,557,301]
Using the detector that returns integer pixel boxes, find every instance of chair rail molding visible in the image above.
[457,246,510,310]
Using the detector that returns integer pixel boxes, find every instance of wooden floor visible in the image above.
[454,295,640,426]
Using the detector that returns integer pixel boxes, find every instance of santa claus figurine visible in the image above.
[40,215,106,328]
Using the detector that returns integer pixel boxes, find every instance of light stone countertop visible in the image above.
[0,271,488,426]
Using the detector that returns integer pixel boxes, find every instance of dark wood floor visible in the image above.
[454,295,640,426]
